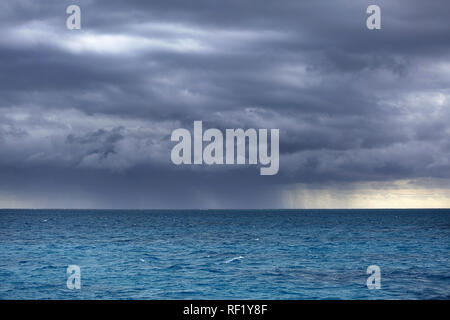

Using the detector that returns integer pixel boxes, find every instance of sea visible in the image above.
[0,209,449,299]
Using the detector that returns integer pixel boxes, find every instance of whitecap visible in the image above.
[224,256,244,264]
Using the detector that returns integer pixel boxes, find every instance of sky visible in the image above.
[0,0,449,209]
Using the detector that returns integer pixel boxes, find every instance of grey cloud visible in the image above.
[0,0,449,208]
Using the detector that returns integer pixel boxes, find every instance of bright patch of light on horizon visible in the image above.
[281,179,450,209]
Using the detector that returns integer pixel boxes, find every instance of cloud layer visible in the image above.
[0,0,449,208]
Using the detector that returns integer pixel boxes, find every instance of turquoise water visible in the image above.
[0,209,449,299]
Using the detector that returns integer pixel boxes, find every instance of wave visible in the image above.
[224,256,244,264]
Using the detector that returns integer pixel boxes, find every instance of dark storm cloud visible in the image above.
[0,0,449,208]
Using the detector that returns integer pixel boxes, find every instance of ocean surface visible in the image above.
[0,209,449,299]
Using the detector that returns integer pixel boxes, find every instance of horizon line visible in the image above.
[1,208,449,211]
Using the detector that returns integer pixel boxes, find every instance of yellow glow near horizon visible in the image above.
[281,180,450,209]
